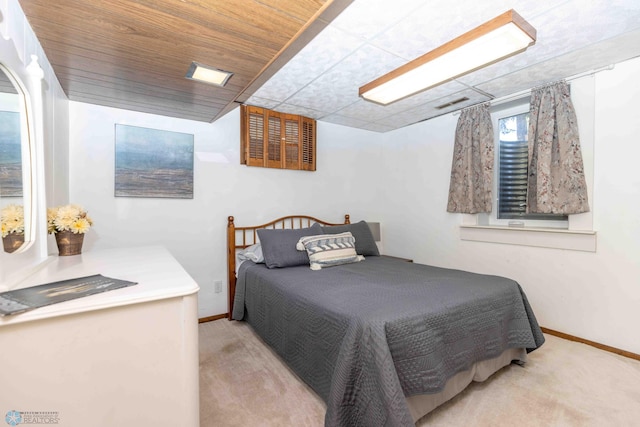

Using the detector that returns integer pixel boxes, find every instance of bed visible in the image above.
[227,214,545,426]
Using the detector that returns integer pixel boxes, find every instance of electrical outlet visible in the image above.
[214,280,223,293]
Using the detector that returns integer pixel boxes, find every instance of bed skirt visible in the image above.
[407,347,527,423]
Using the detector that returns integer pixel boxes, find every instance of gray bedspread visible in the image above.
[232,256,544,426]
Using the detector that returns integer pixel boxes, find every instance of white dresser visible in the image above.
[0,246,200,427]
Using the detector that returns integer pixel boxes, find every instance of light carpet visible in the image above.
[199,319,640,426]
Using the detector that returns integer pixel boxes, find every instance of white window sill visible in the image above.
[460,225,597,252]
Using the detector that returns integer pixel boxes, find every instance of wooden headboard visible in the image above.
[227,214,350,319]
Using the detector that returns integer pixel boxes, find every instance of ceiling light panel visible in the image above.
[185,62,233,87]
[359,10,536,105]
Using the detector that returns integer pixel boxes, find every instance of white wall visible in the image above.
[377,57,640,355]
[67,57,640,354]
[68,102,385,318]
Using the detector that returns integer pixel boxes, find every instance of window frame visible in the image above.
[487,99,569,229]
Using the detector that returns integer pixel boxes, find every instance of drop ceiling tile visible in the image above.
[283,86,359,114]
[457,2,640,87]
[320,114,371,128]
[453,54,538,88]
[378,89,492,128]
[329,0,425,40]
[243,96,282,109]
[369,2,494,60]
[335,80,469,121]
[538,0,640,43]
[250,76,310,104]
[329,44,408,88]
[368,0,550,61]
[476,29,640,99]
[285,44,406,112]
[273,103,326,119]
[333,100,399,122]
[251,26,364,102]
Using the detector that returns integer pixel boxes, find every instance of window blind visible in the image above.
[498,138,528,217]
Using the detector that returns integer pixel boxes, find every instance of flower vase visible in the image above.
[2,232,25,253]
[55,230,84,256]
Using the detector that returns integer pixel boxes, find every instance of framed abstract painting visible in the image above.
[115,124,194,199]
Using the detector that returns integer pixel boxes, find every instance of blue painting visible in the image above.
[115,124,194,198]
[0,110,22,197]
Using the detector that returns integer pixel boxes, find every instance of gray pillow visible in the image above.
[257,223,323,268]
[321,220,380,256]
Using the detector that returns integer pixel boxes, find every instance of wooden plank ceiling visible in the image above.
[18,0,349,122]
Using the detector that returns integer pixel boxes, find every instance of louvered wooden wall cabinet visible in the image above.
[241,105,316,171]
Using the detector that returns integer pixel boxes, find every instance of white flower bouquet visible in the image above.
[1,204,25,238]
[47,204,93,234]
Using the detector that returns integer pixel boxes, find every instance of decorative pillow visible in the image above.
[321,220,380,256]
[257,223,323,268]
[296,232,365,271]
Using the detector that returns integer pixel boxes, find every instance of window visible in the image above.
[498,112,529,218]
[240,105,316,171]
[491,103,567,226]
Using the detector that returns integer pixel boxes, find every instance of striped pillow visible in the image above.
[296,232,365,271]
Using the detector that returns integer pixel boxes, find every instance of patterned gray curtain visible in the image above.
[528,81,589,214]
[447,103,494,213]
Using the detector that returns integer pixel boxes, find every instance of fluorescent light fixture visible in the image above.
[359,9,536,105]
[185,62,233,87]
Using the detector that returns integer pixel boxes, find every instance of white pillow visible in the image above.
[235,243,264,275]
[238,243,264,263]
[296,232,364,271]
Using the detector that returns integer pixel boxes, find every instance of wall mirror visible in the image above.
[0,63,33,254]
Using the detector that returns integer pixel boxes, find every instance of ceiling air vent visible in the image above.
[435,97,470,109]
